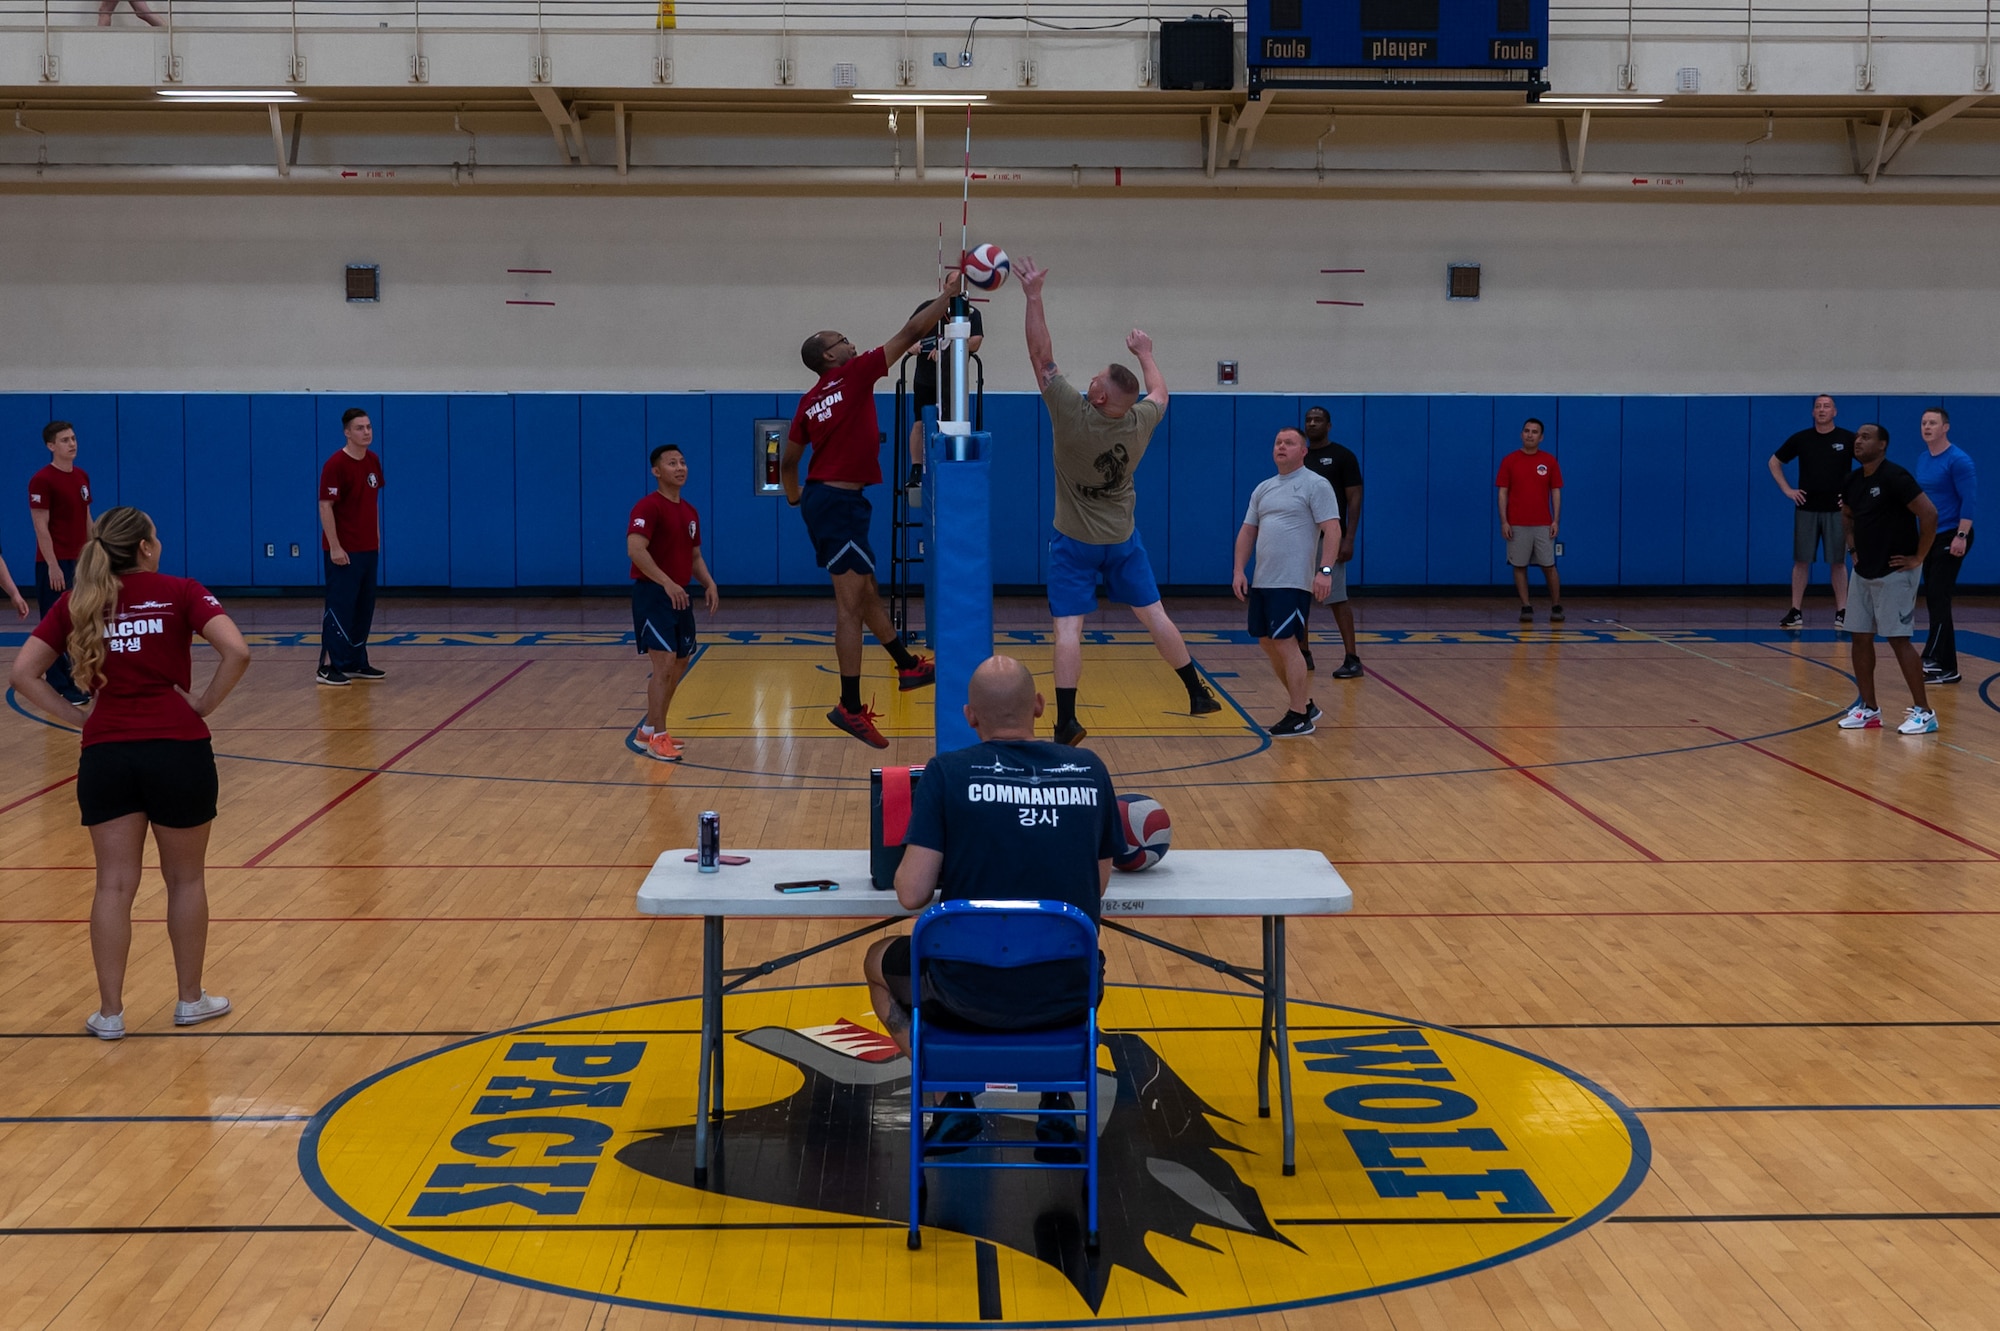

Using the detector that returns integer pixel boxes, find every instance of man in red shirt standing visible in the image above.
[782,275,959,747]
[316,407,386,686]
[627,443,719,762]
[1496,417,1565,623]
[29,419,95,705]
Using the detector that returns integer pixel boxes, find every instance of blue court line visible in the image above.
[1980,671,2000,716]
[1635,1104,2000,1114]
[0,1113,312,1124]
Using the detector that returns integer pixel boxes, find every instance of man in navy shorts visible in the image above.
[1015,255,1220,746]
[1234,427,1341,736]
[783,277,960,746]
[628,444,718,762]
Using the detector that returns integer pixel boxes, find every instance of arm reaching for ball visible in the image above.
[1127,328,1167,409]
[883,270,963,365]
[1017,256,1062,389]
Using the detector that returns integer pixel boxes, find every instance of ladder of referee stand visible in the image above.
[888,352,984,645]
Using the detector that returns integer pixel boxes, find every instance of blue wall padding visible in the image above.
[927,435,993,754]
[5,390,1991,591]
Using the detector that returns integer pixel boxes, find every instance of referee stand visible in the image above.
[888,350,984,644]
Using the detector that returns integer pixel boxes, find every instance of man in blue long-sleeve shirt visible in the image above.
[1915,407,1977,684]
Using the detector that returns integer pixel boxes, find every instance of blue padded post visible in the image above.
[925,416,993,753]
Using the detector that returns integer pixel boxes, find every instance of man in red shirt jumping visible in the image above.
[316,407,386,686]
[1496,417,1565,624]
[627,443,719,762]
[29,419,95,705]
[782,275,960,747]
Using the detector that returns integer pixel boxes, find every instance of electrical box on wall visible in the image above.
[1447,263,1481,300]
[345,264,380,302]
[754,419,788,494]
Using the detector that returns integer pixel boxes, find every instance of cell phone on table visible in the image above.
[774,880,840,893]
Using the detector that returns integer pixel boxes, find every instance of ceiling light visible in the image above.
[1538,95,1664,106]
[851,93,988,106]
[156,89,303,102]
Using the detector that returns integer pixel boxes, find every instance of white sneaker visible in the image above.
[1897,707,1938,736]
[86,1010,125,1040]
[174,992,232,1026]
[1836,705,1881,730]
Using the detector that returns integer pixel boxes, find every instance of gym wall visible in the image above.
[1,389,1990,594]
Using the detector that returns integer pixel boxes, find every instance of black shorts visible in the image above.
[631,581,698,658]
[1247,586,1313,641]
[76,739,218,828]
[799,482,876,576]
[880,935,1103,1031]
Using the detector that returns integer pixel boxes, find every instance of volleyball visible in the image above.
[1114,793,1172,872]
[963,243,1010,290]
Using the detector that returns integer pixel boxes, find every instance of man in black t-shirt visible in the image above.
[1768,394,1856,630]
[863,654,1115,1150]
[1836,423,1939,736]
[1300,405,1365,678]
[903,296,984,487]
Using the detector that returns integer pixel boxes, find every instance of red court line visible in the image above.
[242,661,536,869]
[1708,727,2000,860]
[1366,667,1664,862]
[0,775,77,817]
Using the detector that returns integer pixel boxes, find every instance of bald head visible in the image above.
[964,655,1042,739]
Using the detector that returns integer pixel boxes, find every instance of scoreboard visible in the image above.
[1247,0,1549,96]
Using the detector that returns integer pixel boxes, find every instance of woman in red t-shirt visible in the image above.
[9,506,252,1040]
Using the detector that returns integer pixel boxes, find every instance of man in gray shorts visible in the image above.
[1836,423,1939,736]
[1233,427,1341,737]
[1769,394,1855,630]
[1495,418,1564,623]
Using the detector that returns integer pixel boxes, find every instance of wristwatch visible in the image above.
[1318,565,1335,576]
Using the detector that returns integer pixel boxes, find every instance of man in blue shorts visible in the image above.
[1234,427,1341,737]
[628,444,718,762]
[1015,256,1220,746]
[783,278,958,746]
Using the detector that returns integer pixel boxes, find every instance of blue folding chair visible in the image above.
[905,899,1100,1253]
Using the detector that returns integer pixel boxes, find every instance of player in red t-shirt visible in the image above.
[10,506,252,1041]
[627,443,719,762]
[29,419,95,704]
[316,406,387,686]
[781,274,962,747]
[1495,418,1566,623]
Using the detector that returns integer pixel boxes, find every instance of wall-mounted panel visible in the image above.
[181,395,250,587]
[115,395,186,577]
[249,395,320,587]
[513,395,583,587]
[1551,397,1621,586]
[984,393,1045,586]
[707,394,780,586]
[1619,397,1687,585]
[1166,395,1236,586]
[378,395,450,586]
[1361,397,1428,585]
[447,395,516,588]
[583,395,654,587]
[1683,397,1750,586]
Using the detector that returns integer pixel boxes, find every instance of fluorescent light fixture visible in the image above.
[851,93,988,105]
[156,89,303,102]
[1538,95,1664,105]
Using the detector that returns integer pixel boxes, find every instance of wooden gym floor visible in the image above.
[3,593,1999,1329]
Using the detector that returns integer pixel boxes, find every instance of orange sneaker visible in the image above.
[643,732,684,762]
[827,701,889,748]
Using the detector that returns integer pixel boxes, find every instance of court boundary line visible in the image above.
[243,660,536,867]
[0,773,77,816]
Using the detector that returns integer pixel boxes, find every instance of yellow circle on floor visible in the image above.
[303,985,1648,1325]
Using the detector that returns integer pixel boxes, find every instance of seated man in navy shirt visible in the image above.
[863,653,1116,1150]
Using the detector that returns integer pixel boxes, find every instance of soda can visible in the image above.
[698,811,721,873]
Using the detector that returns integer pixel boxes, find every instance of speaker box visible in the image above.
[1159,17,1235,91]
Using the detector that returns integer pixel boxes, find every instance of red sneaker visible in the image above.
[897,656,936,692]
[828,702,890,748]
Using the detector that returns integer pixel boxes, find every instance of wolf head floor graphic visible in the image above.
[615,1020,1299,1310]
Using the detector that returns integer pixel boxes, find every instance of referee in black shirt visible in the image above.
[1300,406,1364,678]
[1768,394,1855,630]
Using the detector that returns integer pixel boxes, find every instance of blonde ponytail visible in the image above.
[67,507,153,693]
